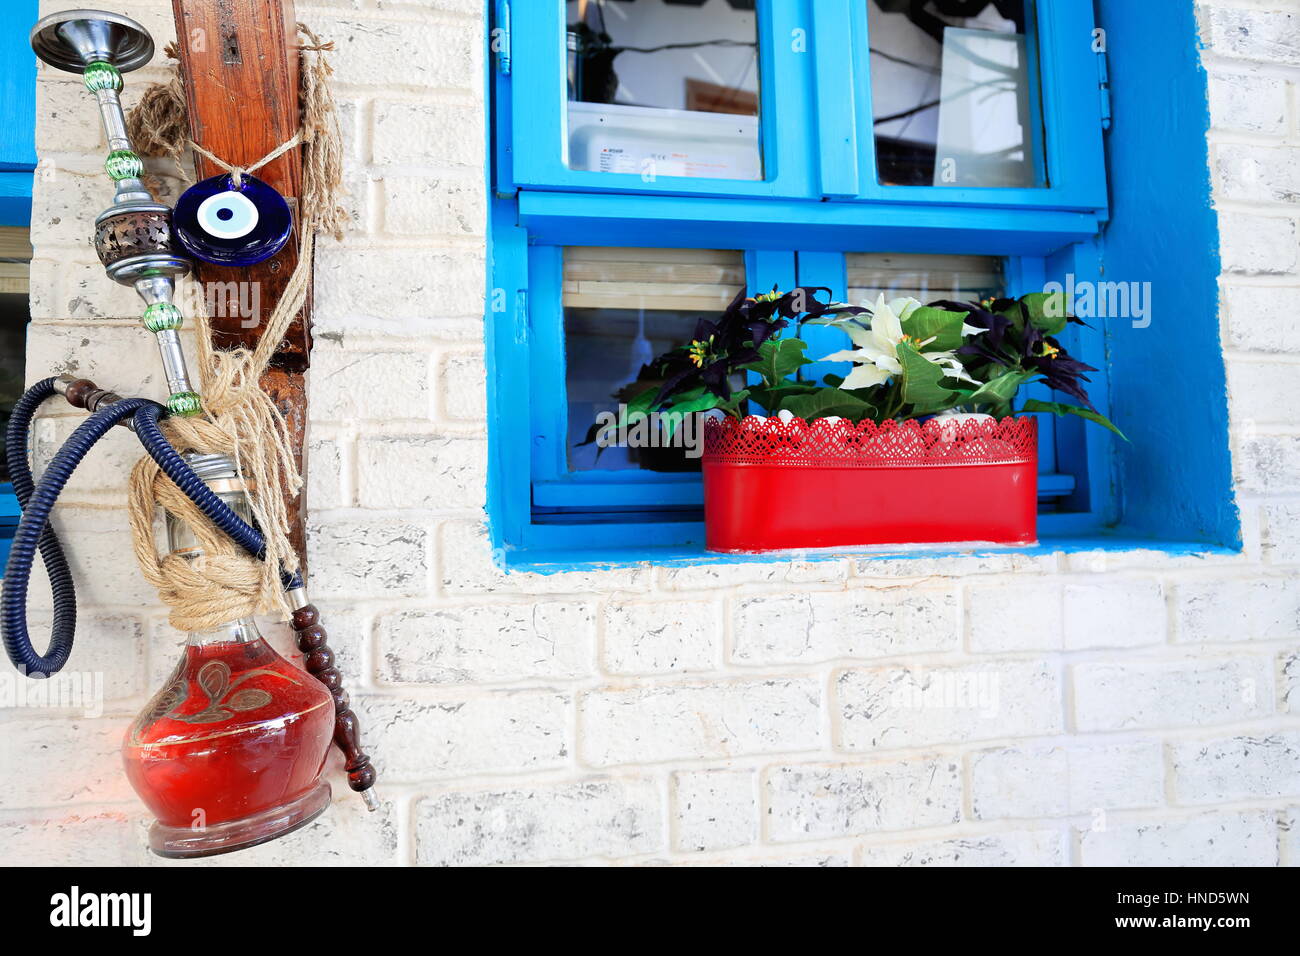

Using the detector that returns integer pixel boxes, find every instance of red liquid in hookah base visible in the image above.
[123,640,334,829]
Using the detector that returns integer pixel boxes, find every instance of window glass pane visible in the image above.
[564,0,762,181]
[563,246,746,473]
[846,252,1004,303]
[867,0,1046,188]
[0,228,32,483]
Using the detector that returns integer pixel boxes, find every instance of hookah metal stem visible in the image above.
[83,60,201,418]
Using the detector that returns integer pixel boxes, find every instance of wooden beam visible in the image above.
[171,0,311,567]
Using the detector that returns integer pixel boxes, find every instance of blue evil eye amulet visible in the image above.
[173,173,293,266]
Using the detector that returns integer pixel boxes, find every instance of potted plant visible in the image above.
[617,287,1122,552]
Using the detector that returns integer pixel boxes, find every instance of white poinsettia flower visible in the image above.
[822,293,980,390]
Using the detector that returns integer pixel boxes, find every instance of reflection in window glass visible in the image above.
[846,252,1004,304]
[867,0,1046,188]
[564,0,762,181]
[563,247,746,473]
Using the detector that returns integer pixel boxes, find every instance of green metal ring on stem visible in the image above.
[143,302,183,333]
[82,60,123,92]
[104,149,143,182]
[166,392,203,417]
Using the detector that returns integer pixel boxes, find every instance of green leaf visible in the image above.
[965,369,1035,416]
[715,388,751,418]
[1022,399,1128,440]
[748,382,819,413]
[739,338,811,388]
[619,385,660,426]
[896,341,961,414]
[779,389,876,423]
[660,386,720,439]
[900,305,971,351]
[1021,292,1069,335]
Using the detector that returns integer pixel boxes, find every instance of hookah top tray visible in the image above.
[31,8,154,74]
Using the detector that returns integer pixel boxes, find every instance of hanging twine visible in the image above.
[124,25,346,632]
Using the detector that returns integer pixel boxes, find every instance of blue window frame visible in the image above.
[487,0,1231,567]
[0,0,36,576]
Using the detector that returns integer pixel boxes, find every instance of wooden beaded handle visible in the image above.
[291,603,378,807]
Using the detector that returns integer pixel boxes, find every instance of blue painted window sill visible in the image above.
[501,530,1242,574]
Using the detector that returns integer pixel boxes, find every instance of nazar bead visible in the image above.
[142,302,183,332]
[82,60,123,91]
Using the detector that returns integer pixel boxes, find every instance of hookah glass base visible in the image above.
[123,635,335,858]
[149,781,331,859]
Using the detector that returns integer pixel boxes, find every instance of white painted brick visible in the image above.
[1171,731,1300,804]
[1072,656,1271,732]
[50,256,160,320]
[314,15,481,91]
[0,718,132,810]
[439,519,650,595]
[355,692,568,780]
[15,612,148,703]
[967,580,1063,652]
[602,600,719,675]
[1261,500,1300,564]
[1175,576,1300,642]
[314,247,485,335]
[1230,360,1300,426]
[35,75,108,154]
[1238,434,1300,492]
[1224,284,1300,353]
[377,603,594,683]
[372,101,485,169]
[1207,70,1289,135]
[32,413,143,501]
[969,741,1163,819]
[658,558,849,590]
[440,351,487,421]
[732,587,959,665]
[1064,579,1165,650]
[307,436,347,510]
[0,807,146,866]
[310,347,431,422]
[23,320,196,400]
[30,169,102,252]
[1218,213,1299,275]
[1285,807,1300,867]
[1200,7,1300,67]
[1079,811,1278,866]
[835,660,1062,751]
[765,758,961,842]
[855,552,1058,579]
[857,830,1066,867]
[579,679,821,766]
[667,851,851,867]
[357,435,486,510]
[672,769,757,853]
[303,600,369,686]
[1215,144,1300,204]
[383,175,485,237]
[38,507,159,608]
[305,518,429,597]
[414,777,662,865]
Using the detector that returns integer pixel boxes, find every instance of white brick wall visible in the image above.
[3,0,1298,867]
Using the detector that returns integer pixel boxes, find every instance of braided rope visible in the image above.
[124,26,343,632]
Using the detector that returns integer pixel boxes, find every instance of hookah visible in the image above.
[4,9,377,857]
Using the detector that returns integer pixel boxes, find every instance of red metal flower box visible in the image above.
[701,415,1037,552]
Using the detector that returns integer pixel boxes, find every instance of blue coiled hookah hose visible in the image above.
[7,9,377,807]
[2,375,299,677]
